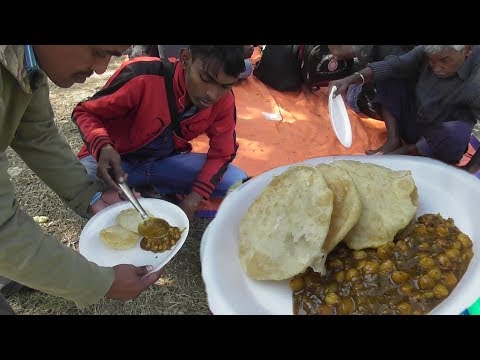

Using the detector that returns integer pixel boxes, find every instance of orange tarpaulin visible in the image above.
[188,47,476,179]
[190,45,388,176]
[190,48,476,215]
[191,77,387,177]
[192,80,473,216]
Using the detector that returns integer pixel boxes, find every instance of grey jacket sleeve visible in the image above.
[9,81,104,219]
[0,152,114,308]
[0,79,114,308]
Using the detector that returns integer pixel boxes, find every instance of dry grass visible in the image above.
[6,57,211,315]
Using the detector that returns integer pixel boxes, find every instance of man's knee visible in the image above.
[427,122,472,163]
[216,165,248,192]
[224,165,248,185]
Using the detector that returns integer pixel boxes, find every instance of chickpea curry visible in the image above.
[291,214,474,315]
[139,218,185,253]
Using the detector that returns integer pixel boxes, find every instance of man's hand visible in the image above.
[179,191,204,221]
[326,76,356,98]
[105,264,163,301]
[97,144,125,191]
[321,68,373,99]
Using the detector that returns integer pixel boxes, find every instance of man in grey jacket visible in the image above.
[0,45,162,315]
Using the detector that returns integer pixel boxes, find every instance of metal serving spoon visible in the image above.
[118,181,170,238]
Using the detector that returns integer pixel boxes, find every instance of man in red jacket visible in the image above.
[72,45,248,219]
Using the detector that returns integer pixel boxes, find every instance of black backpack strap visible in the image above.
[161,58,181,135]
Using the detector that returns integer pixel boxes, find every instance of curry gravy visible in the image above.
[291,214,474,315]
[140,225,184,253]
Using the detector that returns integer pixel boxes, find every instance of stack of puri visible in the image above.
[239,160,418,280]
[99,209,153,250]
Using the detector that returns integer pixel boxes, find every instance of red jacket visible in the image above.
[73,57,239,199]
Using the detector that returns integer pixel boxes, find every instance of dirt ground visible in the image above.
[6,57,212,315]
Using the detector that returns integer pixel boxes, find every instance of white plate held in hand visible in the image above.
[80,198,189,274]
[328,85,353,148]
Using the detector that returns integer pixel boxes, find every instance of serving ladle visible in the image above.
[118,181,170,238]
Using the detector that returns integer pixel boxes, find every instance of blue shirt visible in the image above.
[123,105,198,161]
[23,44,43,90]
[369,45,480,126]
[24,45,39,71]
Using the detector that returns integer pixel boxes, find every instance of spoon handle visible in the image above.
[118,182,149,219]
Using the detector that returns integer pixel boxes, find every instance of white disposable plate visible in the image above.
[80,198,189,273]
[201,155,480,315]
[328,86,353,148]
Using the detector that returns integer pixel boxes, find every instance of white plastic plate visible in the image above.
[328,86,353,148]
[80,198,189,273]
[201,155,480,315]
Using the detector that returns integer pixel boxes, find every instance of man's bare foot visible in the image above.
[366,139,402,155]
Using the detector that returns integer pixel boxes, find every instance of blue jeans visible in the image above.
[80,153,247,198]
[239,59,254,80]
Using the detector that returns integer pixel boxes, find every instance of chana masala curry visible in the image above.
[100,208,184,253]
[291,214,474,315]
[140,219,184,253]
[238,161,475,315]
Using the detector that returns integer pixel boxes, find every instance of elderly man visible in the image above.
[329,45,480,170]
[327,45,415,119]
